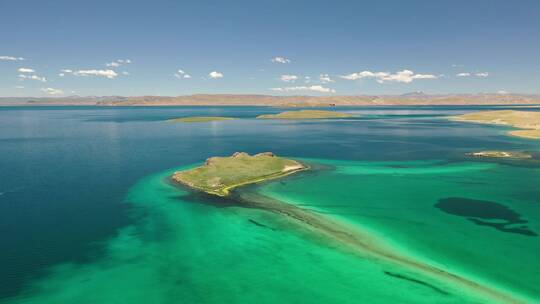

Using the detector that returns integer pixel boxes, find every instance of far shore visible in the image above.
[451,110,540,139]
[3,93,540,107]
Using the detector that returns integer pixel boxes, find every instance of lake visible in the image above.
[1,106,539,303]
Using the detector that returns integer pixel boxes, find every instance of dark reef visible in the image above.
[435,197,537,236]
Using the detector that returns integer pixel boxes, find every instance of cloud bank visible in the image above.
[208,71,223,79]
[271,57,291,64]
[340,70,437,83]
[18,68,35,73]
[41,87,64,95]
[174,69,191,79]
[106,59,131,67]
[0,56,25,61]
[18,74,46,82]
[61,69,118,79]
[319,74,334,83]
[271,85,335,93]
[456,72,489,78]
[280,74,298,82]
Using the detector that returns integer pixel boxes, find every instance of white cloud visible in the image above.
[122,71,130,76]
[106,59,131,67]
[411,73,438,80]
[14,85,24,89]
[497,90,509,94]
[18,74,46,82]
[174,69,191,79]
[456,72,489,78]
[208,71,223,79]
[0,56,25,61]
[271,85,336,93]
[319,74,334,83]
[280,74,298,82]
[271,56,291,64]
[304,76,311,83]
[59,73,65,77]
[18,68,35,73]
[340,71,379,80]
[41,87,64,95]
[61,69,73,73]
[308,85,335,93]
[340,69,437,83]
[72,69,118,79]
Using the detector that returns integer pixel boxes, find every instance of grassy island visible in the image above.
[256,109,353,119]
[451,110,540,139]
[467,150,533,159]
[168,116,235,123]
[172,152,306,196]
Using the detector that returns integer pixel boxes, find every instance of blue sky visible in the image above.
[1,0,539,97]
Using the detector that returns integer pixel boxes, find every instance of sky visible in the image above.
[1,0,539,97]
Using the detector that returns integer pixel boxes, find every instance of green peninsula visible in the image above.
[168,116,235,123]
[451,110,540,139]
[172,152,306,196]
[257,109,353,120]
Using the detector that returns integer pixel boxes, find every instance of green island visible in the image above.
[168,116,236,123]
[256,109,353,119]
[467,150,533,159]
[172,152,306,196]
[451,110,540,139]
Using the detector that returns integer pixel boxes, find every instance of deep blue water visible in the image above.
[1,105,539,299]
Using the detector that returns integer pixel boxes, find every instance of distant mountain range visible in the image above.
[1,93,540,106]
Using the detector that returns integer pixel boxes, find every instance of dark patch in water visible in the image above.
[248,219,275,230]
[177,190,240,208]
[383,271,450,296]
[435,197,537,236]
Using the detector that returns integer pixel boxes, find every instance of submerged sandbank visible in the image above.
[173,156,530,303]
[233,190,527,304]
[167,116,236,123]
[467,151,533,159]
[256,110,353,119]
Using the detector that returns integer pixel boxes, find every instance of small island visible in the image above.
[467,151,533,159]
[172,152,306,196]
[168,116,236,123]
[256,109,353,120]
[451,110,540,139]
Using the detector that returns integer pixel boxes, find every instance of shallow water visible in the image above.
[1,106,539,303]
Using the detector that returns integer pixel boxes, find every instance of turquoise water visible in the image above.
[259,159,540,301]
[1,106,539,303]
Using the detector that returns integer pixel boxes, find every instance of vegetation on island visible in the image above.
[168,116,236,123]
[256,109,353,120]
[451,110,540,139]
[172,152,306,196]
